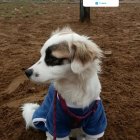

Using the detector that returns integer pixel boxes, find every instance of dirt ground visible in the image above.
[0,2,140,140]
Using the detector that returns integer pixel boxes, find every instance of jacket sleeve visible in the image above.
[32,84,55,132]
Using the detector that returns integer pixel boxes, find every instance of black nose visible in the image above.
[25,69,33,78]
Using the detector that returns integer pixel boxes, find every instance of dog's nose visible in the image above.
[25,69,33,78]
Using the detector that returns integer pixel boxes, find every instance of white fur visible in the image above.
[41,31,102,59]
[22,27,104,140]
[21,103,39,129]
[46,132,69,140]
[54,69,101,108]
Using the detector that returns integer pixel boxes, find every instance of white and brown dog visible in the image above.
[22,27,107,140]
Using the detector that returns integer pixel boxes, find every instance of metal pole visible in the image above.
[80,0,90,22]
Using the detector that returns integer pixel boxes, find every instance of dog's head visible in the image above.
[25,27,102,83]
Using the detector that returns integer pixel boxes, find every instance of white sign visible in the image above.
[83,0,119,7]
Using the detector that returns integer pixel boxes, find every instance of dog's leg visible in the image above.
[85,136,97,140]
[77,135,85,140]
[85,137,97,140]
[46,136,69,140]
[46,132,69,140]
[85,132,105,140]
[77,135,97,140]
[46,136,52,140]
[21,103,39,129]
[47,137,69,140]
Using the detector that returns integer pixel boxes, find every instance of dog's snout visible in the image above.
[25,69,33,78]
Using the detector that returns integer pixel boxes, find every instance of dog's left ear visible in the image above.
[70,41,102,74]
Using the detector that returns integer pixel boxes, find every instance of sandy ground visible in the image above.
[0,2,140,140]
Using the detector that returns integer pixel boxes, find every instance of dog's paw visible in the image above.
[21,103,39,129]
[77,136,86,140]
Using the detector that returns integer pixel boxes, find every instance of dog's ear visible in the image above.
[70,41,101,74]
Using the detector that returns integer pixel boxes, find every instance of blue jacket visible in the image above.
[32,84,107,138]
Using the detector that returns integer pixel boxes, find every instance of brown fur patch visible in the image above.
[51,42,70,58]
[72,42,96,64]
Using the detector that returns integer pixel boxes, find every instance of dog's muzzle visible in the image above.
[25,69,33,78]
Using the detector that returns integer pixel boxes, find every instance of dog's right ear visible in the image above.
[70,41,101,74]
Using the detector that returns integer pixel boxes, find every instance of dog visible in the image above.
[22,27,107,140]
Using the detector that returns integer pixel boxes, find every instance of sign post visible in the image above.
[80,0,90,22]
[80,0,119,22]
